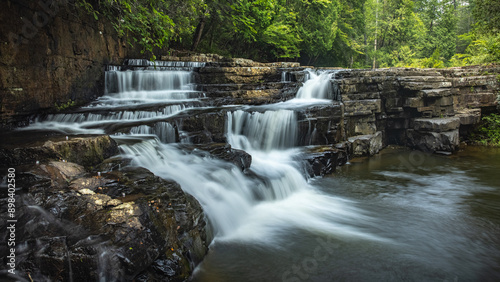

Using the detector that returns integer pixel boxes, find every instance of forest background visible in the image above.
[77,0,499,67]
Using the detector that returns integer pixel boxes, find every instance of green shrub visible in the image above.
[55,100,76,112]
[473,113,500,145]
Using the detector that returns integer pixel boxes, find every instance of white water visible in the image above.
[117,68,380,244]
[226,110,298,151]
[22,66,381,245]
[21,70,202,135]
[296,70,334,100]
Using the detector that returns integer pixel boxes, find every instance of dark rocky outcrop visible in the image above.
[0,137,209,282]
[0,135,118,167]
[179,143,252,171]
[0,0,145,129]
[302,143,350,177]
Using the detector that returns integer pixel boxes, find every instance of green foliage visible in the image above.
[391,45,416,67]
[419,48,445,68]
[262,22,302,58]
[472,0,500,34]
[473,114,500,146]
[74,0,498,67]
[55,100,76,112]
[450,32,500,66]
[77,0,204,58]
[293,0,340,61]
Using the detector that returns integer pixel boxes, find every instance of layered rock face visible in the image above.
[331,66,500,154]
[0,0,144,129]
[158,60,498,155]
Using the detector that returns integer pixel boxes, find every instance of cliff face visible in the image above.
[0,0,144,129]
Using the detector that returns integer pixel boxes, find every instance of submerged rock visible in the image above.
[180,143,252,171]
[303,143,350,177]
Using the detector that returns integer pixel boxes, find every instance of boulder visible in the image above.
[0,135,118,167]
[1,161,209,282]
[179,143,252,171]
[302,144,350,177]
[406,129,459,153]
[348,131,383,157]
[413,117,460,132]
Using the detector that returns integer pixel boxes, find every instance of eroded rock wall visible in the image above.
[333,65,500,154]
[0,0,144,129]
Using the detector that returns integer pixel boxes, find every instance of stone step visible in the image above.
[199,82,290,92]
[399,80,452,91]
[459,92,498,108]
[416,88,452,97]
[451,76,500,88]
[456,109,481,125]
[412,117,460,132]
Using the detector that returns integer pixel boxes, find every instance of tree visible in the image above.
[77,0,205,59]
[472,0,500,34]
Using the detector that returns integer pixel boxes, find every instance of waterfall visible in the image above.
[226,110,298,151]
[296,70,335,100]
[129,122,176,143]
[22,69,201,135]
[104,70,200,100]
[22,63,376,244]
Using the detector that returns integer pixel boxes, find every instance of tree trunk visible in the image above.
[192,9,209,51]
[191,18,206,51]
[373,0,379,69]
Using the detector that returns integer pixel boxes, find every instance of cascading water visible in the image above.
[296,70,336,100]
[20,63,381,280]
[226,110,298,151]
[13,63,500,281]
[116,68,378,244]
[22,69,202,135]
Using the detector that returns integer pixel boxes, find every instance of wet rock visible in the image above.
[406,117,460,153]
[0,135,118,167]
[348,131,384,157]
[0,159,208,282]
[297,103,344,146]
[406,129,459,153]
[303,144,349,177]
[180,143,252,171]
[174,109,228,144]
[412,117,460,132]
[44,136,119,167]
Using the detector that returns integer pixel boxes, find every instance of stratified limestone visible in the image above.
[348,131,383,157]
[0,135,118,167]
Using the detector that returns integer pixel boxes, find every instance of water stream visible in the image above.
[20,65,500,281]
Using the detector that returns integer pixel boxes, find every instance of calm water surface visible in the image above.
[192,146,500,282]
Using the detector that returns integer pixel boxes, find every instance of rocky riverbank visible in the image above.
[0,136,210,281]
[1,54,499,281]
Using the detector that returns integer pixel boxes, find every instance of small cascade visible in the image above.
[105,70,197,96]
[124,59,206,68]
[22,66,205,137]
[281,71,292,82]
[18,59,379,274]
[226,110,298,151]
[129,122,176,143]
[119,138,258,236]
[296,70,337,100]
